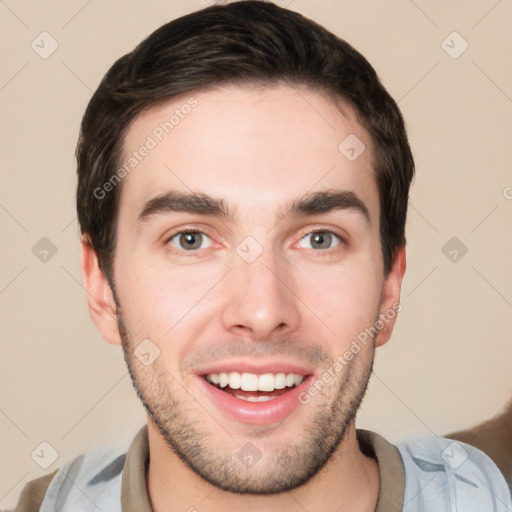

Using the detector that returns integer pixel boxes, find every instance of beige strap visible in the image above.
[13,470,58,512]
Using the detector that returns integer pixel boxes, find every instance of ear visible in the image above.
[375,246,406,348]
[80,236,122,346]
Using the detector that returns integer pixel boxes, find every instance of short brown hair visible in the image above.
[76,0,414,285]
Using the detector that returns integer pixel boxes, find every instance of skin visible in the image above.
[81,84,406,512]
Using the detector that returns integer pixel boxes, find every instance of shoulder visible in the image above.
[446,402,512,490]
[13,442,128,512]
[395,435,512,511]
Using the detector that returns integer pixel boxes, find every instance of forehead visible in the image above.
[118,84,377,226]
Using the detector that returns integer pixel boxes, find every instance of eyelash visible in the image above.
[164,227,346,255]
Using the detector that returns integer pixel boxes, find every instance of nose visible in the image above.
[221,244,301,341]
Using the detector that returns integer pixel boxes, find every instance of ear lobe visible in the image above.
[374,246,406,348]
[80,236,122,346]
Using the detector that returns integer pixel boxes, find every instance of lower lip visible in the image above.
[196,375,312,425]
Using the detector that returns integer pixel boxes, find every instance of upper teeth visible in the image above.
[205,372,304,392]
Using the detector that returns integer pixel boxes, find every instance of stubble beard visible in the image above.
[115,302,376,495]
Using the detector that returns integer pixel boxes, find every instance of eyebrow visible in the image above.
[136,189,370,227]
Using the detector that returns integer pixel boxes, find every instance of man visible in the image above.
[14,1,511,511]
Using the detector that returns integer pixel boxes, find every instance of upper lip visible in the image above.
[194,358,314,377]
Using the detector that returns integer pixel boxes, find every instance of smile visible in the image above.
[197,364,313,425]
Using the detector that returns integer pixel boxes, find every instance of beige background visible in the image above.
[1,0,511,509]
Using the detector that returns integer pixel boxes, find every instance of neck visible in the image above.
[146,420,380,512]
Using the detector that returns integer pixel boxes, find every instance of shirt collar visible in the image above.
[120,425,405,512]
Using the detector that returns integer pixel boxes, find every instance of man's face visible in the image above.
[106,84,399,493]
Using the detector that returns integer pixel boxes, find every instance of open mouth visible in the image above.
[197,366,313,424]
[203,372,306,402]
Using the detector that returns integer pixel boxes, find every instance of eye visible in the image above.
[298,230,343,250]
[166,229,213,252]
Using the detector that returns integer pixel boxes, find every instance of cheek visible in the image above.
[116,257,221,339]
[297,262,383,345]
